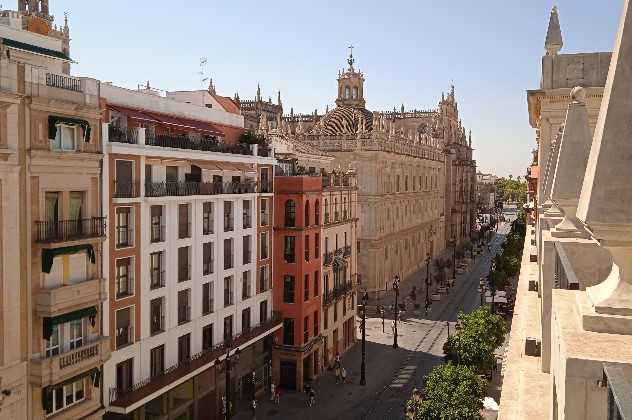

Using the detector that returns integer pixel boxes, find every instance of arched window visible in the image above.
[352,87,358,99]
[334,198,338,221]
[345,86,350,99]
[304,200,310,227]
[324,199,329,223]
[343,197,347,219]
[284,200,296,227]
[315,200,320,225]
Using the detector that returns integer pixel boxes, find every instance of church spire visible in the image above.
[347,45,355,70]
[256,83,261,102]
[545,6,563,56]
[208,78,215,95]
[277,90,282,106]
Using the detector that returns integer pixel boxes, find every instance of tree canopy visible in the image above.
[405,363,486,420]
[495,178,527,204]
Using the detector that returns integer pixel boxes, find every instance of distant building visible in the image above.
[236,85,284,131]
[476,172,498,210]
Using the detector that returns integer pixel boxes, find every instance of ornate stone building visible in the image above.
[265,50,476,295]
[236,85,283,131]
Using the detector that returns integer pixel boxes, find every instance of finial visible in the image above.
[208,78,215,95]
[570,86,586,104]
[347,45,355,69]
[545,6,563,56]
[468,130,472,147]
[401,103,404,113]
[441,92,445,101]
[450,85,455,98]
[268,96,272,104]
[290,107,294,117]
[277,90,282,106]
[256,83,261,101]
[326,105,329,113]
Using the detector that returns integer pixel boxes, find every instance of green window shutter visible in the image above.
[43,306,97,340]
[42,244,95,273]
[47,116,92,142]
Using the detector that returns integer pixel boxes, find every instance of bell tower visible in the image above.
[336,46,366,109]
[19,0,51,20]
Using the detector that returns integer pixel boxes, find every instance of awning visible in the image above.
[109,105,158,123]
[42,244,95,274]
[43,306,97,340]
[48,116,91,142]
[42,368,100,411]
[3,38,70,61]
[143,111,224,136]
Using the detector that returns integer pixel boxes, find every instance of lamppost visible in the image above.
[216,342,241,419]
[425,253,431,316]
[393,275,400,349]
[446,321,450,337]
[451,237,457,281]
[360,291,369,386]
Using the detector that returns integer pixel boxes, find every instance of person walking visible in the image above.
[304,382,312,406]
[309,388,316,407]
[334,354,342,384]
[250,398,257,419]
[274,387,281,405]
[341,367,347,384]
[270,382,275,402]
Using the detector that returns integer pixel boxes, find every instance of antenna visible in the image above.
[199,57,209,88]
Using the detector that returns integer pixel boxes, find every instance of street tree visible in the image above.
[405,363,486,420]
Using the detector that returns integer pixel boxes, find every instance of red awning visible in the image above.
[176,117,224,137]
[108,105,158,123]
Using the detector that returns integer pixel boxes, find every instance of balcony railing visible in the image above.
[145,181,257,198]
[324,213,330,224]
[146,135,253,156]
[150,315,165,336]
[108,312,282,408]
[115,226,134,248]
[35,217,106,243]
[203,261,214,276]
[150,270,165,289]
[35,278,106,317]
[178,305,191,325]
[323,282,354,306]
[334,248,344,257]
[46,73,82,92]
[260,181,273,193]
[114,180,140,198]
[150,224,165,243]
[116,325,134,350]
[243,214,252,229]
[178,222,191,239]
[109,125,138,144]
[323,252,333,266]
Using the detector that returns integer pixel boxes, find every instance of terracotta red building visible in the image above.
[272,172,323,391]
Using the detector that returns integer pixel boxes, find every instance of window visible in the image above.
[150,297,164,335]
[203,202,214,235]
[259,265,269,292]
[315,200,320,225]
[334,301,338,322]
[115,207,133,248]
[324,307,329,330]
[150,345,164,378]
[115,307,133,349]
[343,197,348,219]
[202,282,214,315]
[116,358,133,394]
[178,204,190,239]
[45,325,60,357]
[67,319,83,350]
[260,199,269,226]
[304,200,310,226]
[242,307,251,331]
[315,233,320,259]
[343,296,347,316]
[224,315,233,342]
[243,235,251,264]
[283,318,294,345]
[242,271,251,300]
[314,311,319,336]
[284,236,295,263]
[150,205,164,242]
[334,198,338,221]
[352,86,358,99]
[304,235,310,262]
[303,316,309,343]
[45,192,59,225]
[314,271,320,296]
[260,300,268,323]
[243,200,252,229]
[224,238,234,269]
[283,275,295,303]
[324,199,329,223]
[178,333,191,363]
[284,200,296,227]
[178,246,190,282]
[324,273,330,295]
[150,251,164,289]
[178,289,190,325]
[115,257,133,298]
[344,86,350,99]
[260,231,268,259]
[202,324,213,350]
[397,175,400,193]
[224,201,234,232]
[224,276,234,307]
[43,378,85,415]
[203,242,214,275]
[304,274,309,302]
[50,124,76,151]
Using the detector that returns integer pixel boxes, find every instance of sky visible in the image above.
[51,0,622,177]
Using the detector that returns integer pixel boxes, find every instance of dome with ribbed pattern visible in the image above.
[311,106,373,135]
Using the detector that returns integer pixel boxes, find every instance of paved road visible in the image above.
[236,221,511,420]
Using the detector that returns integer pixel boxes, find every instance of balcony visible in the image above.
[114,180,141,198]
[35,217,106,243]
[30,337,110,387]
[115,227,134,248]
[116,325,134,350]
[343,245,352,258]
[145,181,257,198]
[178,265,191,283]
[323,282,354,306]
[150,315,165,336]
[260,181,273,193]
[45,73,82,92]
[324,213,330,224]
[150,224,165,243]
[334,248,344,257]
[35,278,106,318]
[178,306,191,325]
[146,134,255,156]
[109,125,138,144]
[323,252,334,266]
[108,312,282,410]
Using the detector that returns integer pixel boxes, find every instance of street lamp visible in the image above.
[392,275,400,349]
[451,237,457,281]
[447,321,450,337]
[425,253,431,316]
[360,291,369,386]
[216,342,241,419]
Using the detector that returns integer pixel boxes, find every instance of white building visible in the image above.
[100,83,279,419]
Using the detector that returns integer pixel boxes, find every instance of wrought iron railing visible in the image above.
[46,73,82,92]
[150,315,165,336]
[108,125,138,144]
[35,217,106,242]
[150,270,165,289]
[323,252,333,266]
[145,181,257,197]
[146,134,253,156]
[323,282,353,305]
[113,180,140,198]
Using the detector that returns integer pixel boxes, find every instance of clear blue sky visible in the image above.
[52,0,622,177]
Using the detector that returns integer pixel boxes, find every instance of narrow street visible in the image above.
[237,219,511,420]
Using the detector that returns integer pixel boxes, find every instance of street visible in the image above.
[236,220,511,420]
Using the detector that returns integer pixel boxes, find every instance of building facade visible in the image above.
[100,82,280,419]
[0,2,110,419]
[236,85,283,131]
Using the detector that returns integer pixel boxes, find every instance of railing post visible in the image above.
[102,122,110,144]
[137,127,146,146]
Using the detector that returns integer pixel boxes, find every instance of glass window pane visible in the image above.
[64,383,74,406]
[61,126,75,150]
[75,379,84,401]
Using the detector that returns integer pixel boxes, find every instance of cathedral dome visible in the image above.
[312,106,373,135]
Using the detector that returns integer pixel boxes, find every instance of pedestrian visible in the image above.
[304,382,312,405]
[251,398,257,419]
[335,365,341,384]
[270,382,275,401]
[341,367,347,384]
[274,387,281,404]
[309,388,316,407]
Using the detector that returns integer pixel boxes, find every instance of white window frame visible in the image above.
[45,325,60,358]
[45,378,85,416]
[68,319,84,350]
[51,123,77,152]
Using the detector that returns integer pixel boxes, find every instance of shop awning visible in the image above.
[42,244,95,274]
[43,306,97,340]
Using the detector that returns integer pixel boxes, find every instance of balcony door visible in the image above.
[116,358,133,393]
[115,160,134,197]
